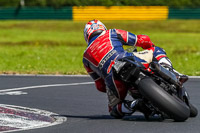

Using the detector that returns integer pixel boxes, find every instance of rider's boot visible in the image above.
[110,100,152,119]
[158,57,188,85]
[109,100,136,118]
[173,69,188,84]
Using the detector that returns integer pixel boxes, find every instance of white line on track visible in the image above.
[0,82,94,93]
[0,81,94,132]
[0,74,90,77]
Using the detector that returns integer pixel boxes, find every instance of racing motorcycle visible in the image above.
[112,56,198,122]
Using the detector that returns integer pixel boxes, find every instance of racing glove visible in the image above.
[136,35,155,49]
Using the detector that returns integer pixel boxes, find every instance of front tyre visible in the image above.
[138,77,190,122]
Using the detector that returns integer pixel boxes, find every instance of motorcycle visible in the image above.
[112,56,198,121]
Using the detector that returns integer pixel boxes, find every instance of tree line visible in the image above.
[0,0,199,8]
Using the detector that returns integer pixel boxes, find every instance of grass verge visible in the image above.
[0,20,199,75]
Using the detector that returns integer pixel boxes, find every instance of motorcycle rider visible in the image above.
[83,19,188,119]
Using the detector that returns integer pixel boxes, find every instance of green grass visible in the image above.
[0,45,86,74]
[0,20,199,75]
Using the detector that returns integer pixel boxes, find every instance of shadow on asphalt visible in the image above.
[58,114,165,122]
[59,115,113,120]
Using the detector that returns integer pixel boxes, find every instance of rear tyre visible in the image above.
[189,103,198,117]
[138,77,190,122]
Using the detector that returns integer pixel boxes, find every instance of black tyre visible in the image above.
[189,103,198,117]
[138,77,190,122]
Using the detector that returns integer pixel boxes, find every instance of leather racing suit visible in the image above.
[83,29,168,117]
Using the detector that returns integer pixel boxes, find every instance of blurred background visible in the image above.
[0,0,199,75]
[1,0,200,8]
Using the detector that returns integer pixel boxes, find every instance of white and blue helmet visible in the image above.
[84,19,107,43]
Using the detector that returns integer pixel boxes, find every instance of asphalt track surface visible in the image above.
[0,75,199,133]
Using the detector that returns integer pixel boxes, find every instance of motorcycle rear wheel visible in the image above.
[189,103,198,117]
[138,77,190,122]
